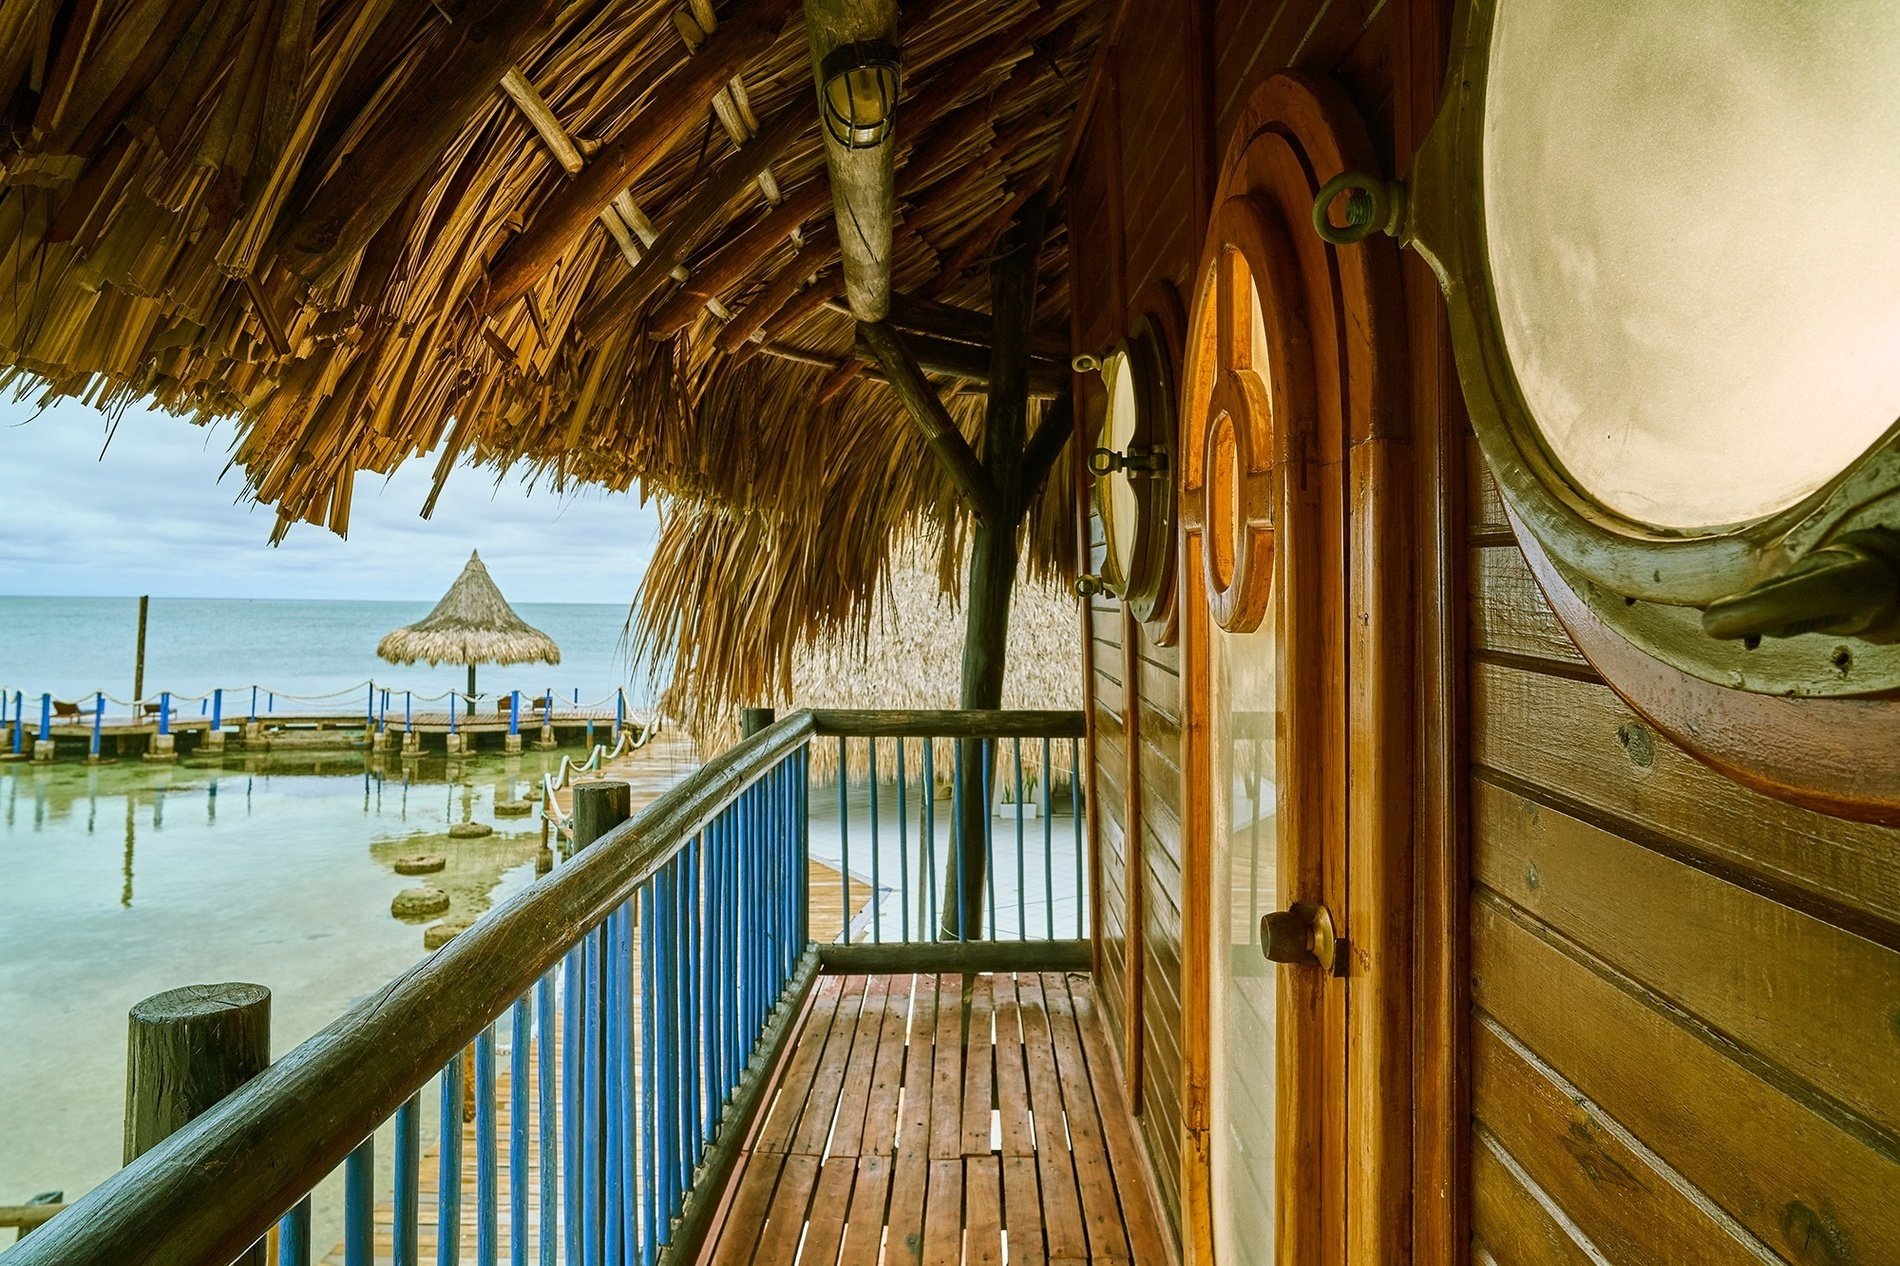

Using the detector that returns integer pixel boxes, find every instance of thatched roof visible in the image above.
[1,0,1110,715]
[378,550,561,667]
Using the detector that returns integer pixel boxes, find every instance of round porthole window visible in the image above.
[1086,311,1180,632]
[1336,0,1900,700]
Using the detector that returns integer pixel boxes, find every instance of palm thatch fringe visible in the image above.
[656,534,1080,785]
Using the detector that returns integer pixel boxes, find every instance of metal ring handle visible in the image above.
[1311,171,1403,245]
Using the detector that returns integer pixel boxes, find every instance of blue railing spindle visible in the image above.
[895,739,910,942]
[536,974,558,1266]
[867,741,881,943]
[922,742,937,934]
[602,915,622,1266]
[1072,737,1085,938]
[639,882,658,1266]
[582,929,603,1266]
[511,998,530,1266]
[1014,736,1027,942]
[438,1049,464,1266]
[1043,737,1055,941]
[562,948,581,1266]
[277,1196,311,1266]
[836,736,850,941]
[476,1024,499,1266]
[983,739,997,941]
[343,1137,374,1266]
[395,1093,421,1266]
[951,743,965,940]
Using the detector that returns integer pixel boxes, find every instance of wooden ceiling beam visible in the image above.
[280,0,561,285]
[478,0,799,313]
[714,230,837,355]
[498,69,646,269]
[852,326,1064,395]
[883,291,1068,361]
[645,176,833,337]
[574,102,813,341]
[804,0,899,321]
[857,319,1005,526]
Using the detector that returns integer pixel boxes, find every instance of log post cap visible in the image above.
[129,983,271,1024]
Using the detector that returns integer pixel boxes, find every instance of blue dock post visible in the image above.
[210,688,222,734]
[158,691,170,736]
[614,689,625,743]
[366,682,375,730]
[507,690,522,753]
[10,691,20,755]
[448,691,462,756]
[31,692,50,762]
[90,693,104,761]
[250,685,258,722]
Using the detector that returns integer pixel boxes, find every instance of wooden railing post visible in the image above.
[570,780,632,853]
[740,707,776,738]
[124,984,272,1265]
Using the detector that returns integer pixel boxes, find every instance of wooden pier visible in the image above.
[0,700,656,764]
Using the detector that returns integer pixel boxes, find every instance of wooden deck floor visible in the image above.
[701,972,1167,1265]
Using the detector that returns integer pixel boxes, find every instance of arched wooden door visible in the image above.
[1178,73,1412,1266]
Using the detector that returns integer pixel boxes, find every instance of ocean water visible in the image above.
[0,595,657,710]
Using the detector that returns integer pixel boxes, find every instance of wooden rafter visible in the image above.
[498,69,645,269]
[479,0,798,313]
[857,319,1005,528]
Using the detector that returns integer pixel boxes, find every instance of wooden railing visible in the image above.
[6,709,1087,1266]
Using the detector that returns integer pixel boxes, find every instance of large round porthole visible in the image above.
[1371,0,1900,700]
[1087,307,1181,634]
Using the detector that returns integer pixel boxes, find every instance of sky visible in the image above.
[0,394,661,604]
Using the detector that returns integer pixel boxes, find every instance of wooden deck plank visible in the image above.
[896,973,938,1155]
[965,1155,1004,1264]
[1016,974,1088,1262]
[1070,973,1171,1263]
[1043,972,1132,1263]
[754,1153,821,1266]
[1001,1153,1047,1266]
[928,974,966,1160]
[790,977,869,1156]
[856,972,912,1157]
[839,1153,894,1266]
[710,1150,788,1266]
[961,974,997,1156]
[883,1152,931,1265]
[754,975,849,1154]
[827,974,889,1158]
[992,975,1035,1156]
[704,973,1160,1266]
[800,1156,859,1265]
[922,1157,964,1262]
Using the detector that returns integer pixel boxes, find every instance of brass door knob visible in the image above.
[1260,901,1345,975]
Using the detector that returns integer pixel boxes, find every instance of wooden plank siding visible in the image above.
[1464,451,1900,1265]
[1070,0,1409,1252]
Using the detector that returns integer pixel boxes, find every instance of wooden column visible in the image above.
[570,780,633,853]
[124,983,272,1265]
[941,197,1046,940]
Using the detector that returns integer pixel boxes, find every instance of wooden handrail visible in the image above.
[808,708,1085,738]
[7,711,818,1266]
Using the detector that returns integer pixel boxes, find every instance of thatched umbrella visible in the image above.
[377,551,560,701]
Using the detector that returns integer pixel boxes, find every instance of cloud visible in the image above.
[0,396,660,604]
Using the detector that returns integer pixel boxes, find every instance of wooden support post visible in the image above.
[939,196,1046,941]
[570,780,632,854]
[740,708,777,738]
[133,595,148,707]
[857,320,1006,526]
[124,984,272,1265]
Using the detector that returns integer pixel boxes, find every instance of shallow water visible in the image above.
[0,743,594,1214]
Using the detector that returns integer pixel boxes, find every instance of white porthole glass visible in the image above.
[1482,0,1900,530]
[1101,349,1140,587]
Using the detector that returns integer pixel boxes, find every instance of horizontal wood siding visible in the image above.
[1466,447,1900,1266]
